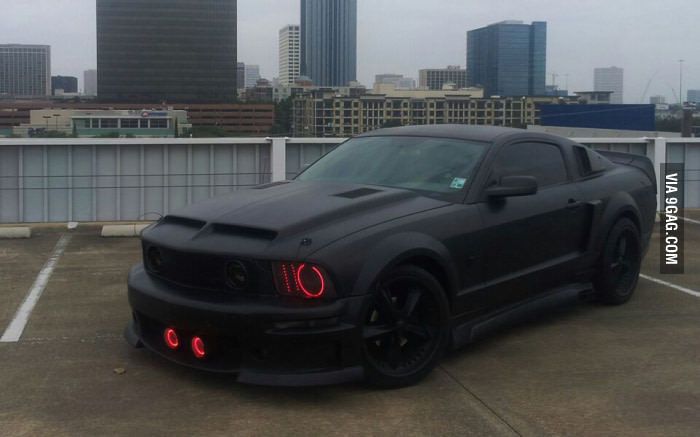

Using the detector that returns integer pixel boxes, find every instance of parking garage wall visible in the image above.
[0,136,697,223]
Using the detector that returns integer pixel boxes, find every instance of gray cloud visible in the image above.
[1,0,697,103]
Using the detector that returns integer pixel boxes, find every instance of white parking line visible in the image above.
[0,234,72,343]
[640,274,700,298]
[682,216,700,225]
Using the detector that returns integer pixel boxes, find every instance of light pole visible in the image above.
[679,59,684,105]
[53,114,61,132]
[42,115,51,131]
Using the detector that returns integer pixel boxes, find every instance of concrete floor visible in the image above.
[0,221,699,436]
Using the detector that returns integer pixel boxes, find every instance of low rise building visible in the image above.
[574,91,613,105]
[13,108,191,138]
[418,66,468,90]
[292,88,559,137]
[374,74,416,90]
[0,101,275,136]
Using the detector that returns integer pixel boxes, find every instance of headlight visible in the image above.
[146,246,163,273]
[272,262,336,299]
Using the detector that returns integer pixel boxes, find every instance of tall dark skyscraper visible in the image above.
[467,21,546,97]
[96,0,237,103]
[300,0,357,87]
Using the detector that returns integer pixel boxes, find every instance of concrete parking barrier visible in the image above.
[0,227,31,239]
[101,224,150,238]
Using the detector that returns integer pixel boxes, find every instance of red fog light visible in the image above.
[164,328,179,350]
[191,336,206,359]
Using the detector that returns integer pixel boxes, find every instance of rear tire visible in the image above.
[594,218,642,305]
[361,265,450,388]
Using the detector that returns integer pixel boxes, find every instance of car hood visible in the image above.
[143,180,450,258]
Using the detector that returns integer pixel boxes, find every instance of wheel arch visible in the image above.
[594,192,643,254]
[350,232,458,303]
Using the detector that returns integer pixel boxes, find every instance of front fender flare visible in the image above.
[350,232,457,299]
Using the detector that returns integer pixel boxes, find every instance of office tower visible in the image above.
[96,0,237,102]
[279,25,301,86]
[301,0,357,86]
[418,67,468,90]
[237,62,246,90]
[594,67,624,104]
[0,44,51,98]
[84,69,98,96]
[467,21,547,97]
[245,65,261,89]
[51,76,78,95]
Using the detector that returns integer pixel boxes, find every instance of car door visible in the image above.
[474,141,589,309]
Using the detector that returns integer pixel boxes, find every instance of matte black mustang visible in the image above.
[125,125,657,387]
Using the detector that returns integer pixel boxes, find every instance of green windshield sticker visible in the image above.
[450,178,466,189]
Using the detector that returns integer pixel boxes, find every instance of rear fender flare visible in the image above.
[593,192,642,253]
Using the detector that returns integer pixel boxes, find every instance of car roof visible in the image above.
[355,124,569,145]
[355,124,520,142]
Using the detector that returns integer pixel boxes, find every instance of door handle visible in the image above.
[566,199,583,209]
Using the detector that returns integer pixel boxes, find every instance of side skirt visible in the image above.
[450,282,592,349]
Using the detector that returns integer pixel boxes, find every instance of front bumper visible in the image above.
[126,264,366,386]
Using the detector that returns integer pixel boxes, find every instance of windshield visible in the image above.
[296,136,488,194]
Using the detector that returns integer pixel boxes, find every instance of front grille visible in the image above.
[142,243,275,294]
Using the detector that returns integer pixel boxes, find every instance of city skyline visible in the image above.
[1,0,698,102]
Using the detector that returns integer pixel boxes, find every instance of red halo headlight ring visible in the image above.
[296,263,325,298]
[164,327,180,350]
[273,262,334,299]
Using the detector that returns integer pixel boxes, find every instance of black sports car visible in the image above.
[125,125,657,387]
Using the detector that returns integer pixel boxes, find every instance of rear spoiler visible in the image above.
[596,150,657,194]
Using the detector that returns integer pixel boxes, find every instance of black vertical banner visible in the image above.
[660,163,684,275]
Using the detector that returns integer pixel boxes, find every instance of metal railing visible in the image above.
[0,136,697,223]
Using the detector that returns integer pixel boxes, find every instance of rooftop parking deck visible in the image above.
[0,219,699,436]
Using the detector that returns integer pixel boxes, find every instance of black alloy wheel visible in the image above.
[594,218,642,305]
[362,265,449,388]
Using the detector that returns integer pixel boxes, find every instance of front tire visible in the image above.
[361,265,450,388]
[594,218,642,305]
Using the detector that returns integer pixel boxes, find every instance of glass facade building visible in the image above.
[51,76,78,95]
[96,0,237,103]
[0,44,51,98]
[467,21,547,97]
[300,0,357,87]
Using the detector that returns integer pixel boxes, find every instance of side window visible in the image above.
[574,146,592,176]
[493,142,568,187]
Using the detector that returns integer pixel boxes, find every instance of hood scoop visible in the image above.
[162,215,206,229]
[252,181,291,190]
[333,187,383,199]
[211,223,278,241]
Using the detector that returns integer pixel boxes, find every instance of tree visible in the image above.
[272,97,293,135]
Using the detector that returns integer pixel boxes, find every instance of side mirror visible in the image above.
[485,175,538,198]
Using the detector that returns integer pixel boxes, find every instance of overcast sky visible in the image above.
[2,0,698,103]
